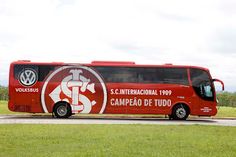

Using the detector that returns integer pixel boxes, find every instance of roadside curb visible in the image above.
[1,114,236,120]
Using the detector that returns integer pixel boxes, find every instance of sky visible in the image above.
[0,0,236,92]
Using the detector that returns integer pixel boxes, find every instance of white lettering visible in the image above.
[110,89,158,96]
[111,89,114,95]
[154,99,171,107]
[159,90,172,96]
[144,99,152,106]
[15,88,39,93]
[111,98,142,106]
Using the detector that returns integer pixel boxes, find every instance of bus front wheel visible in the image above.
[171,104,189,120]
[53,102,72,118]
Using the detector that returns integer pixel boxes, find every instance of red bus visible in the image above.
[8,60,224,120]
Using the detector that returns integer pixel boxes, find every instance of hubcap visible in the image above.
[57,105,67,116]
[176,107,186,119]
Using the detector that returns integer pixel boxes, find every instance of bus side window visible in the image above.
[94,67,138,83]
[200,81,213,98]
[38,65,56,81]
[14,65,25,80]
[204,85,213,97]
[13,64,38,82]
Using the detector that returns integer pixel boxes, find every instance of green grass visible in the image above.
[1,100,236,118]
[0,125,235,157]
[216,106,236,118]
[1,101,236,156]
[0,100,12,114]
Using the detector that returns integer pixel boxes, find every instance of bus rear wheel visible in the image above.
[53,102,72,118]
[171,104,189,120]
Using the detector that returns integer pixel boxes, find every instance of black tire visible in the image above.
[53,102,72,118]
[171,104,189,120]
[168,114,173,120]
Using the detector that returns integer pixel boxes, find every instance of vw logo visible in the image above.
[19,68,38,86]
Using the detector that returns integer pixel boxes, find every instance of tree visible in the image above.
[217,92,236,107]
[0,86,8,100]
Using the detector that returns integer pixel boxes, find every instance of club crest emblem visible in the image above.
[41,66,107,114]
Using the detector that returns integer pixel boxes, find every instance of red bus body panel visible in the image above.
[8,61,220,117]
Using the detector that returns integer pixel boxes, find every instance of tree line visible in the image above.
[217,92,236,107]
[0,86,8,100]
[0,85,235,107]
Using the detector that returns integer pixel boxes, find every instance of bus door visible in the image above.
[190,68,216,115]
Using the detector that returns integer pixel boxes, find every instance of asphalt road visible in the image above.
[0,115,236,126]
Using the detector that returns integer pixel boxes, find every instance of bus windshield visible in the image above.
[190,68,214,101]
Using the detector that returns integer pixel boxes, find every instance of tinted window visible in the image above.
[138,68,188,85]
[38,65,57,81]
[14,64,38,80]
[94,67,138,83]
[14,64,57,82]
[94,66,189,85]
[190,68,214,101]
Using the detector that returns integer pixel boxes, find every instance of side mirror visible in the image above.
[212,79,224,91]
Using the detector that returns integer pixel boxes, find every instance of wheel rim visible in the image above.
[57,105,67,117]
[176,107,186,119]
